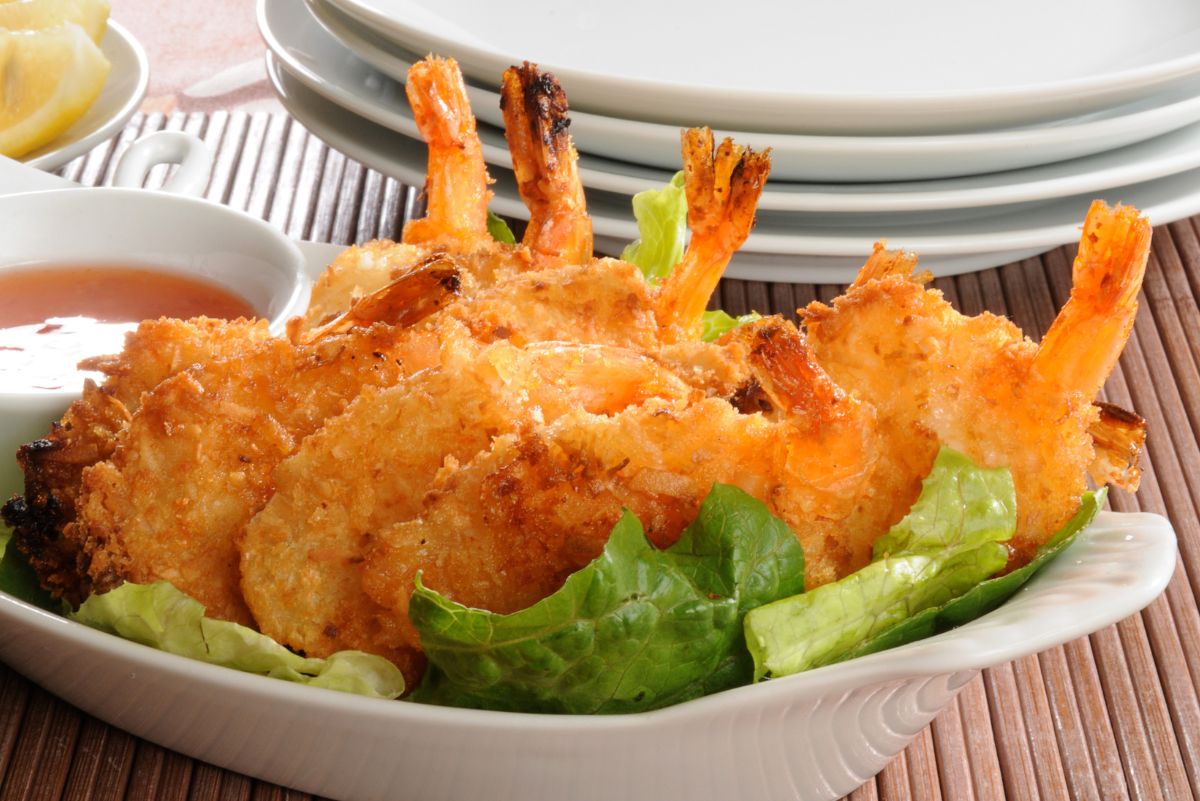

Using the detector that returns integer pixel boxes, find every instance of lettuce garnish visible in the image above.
[486,210,516,244]
[0,523,55,611]
[621,171,688,284]
[70,581,405,699]
[409,484,805,713]
[842,488,1104,660]
[744,448,1017,679]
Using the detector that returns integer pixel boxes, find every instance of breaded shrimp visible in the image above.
[427,128,772,351]
[802,200,1149,566]
[500,62,592,265]
[239,322,703,683]
[75,325,409,625]
[358,318,880,666]
[1,317,271,605]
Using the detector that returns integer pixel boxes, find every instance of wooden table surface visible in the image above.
[1,111,1198,801]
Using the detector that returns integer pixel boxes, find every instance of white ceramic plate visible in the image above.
[264,0,1200,215]
[321,0,1200,134]
[267,54,1200,275]
[304,0,1200,182]
[0,511,1176,801]
[21,21,150,172]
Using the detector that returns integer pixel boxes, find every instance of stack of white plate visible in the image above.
[259,0,1200,282]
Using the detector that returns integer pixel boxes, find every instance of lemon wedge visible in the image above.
[0,23,110,159]
[0,0,111,43]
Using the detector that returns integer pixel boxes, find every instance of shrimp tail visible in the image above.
[403,57,493,246]
[727,317,878,493]
[1033,201,1151,399]
[655,128,771,337]
[299,254,461,343]
[500,62,593,265]
[850,241,921,288]
[1088,400,1146,491]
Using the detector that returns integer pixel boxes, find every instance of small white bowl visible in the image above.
[0,132,309,496]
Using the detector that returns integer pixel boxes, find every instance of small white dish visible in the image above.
[0,134,310,493]
[302,0,1200,182]
[321,0,1200,134]
[20,20,150,173]
[0,510,1176,801]
[267,55,1200,262]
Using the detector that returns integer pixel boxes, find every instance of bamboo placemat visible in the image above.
[1,111,1197,801]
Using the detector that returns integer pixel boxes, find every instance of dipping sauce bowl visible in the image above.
[0,132,310,496]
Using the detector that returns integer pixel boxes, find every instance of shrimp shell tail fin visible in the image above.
[500,62,592,264]
[850,242,921,288]
[656,128,771,336]
[1088,400,1146,491]
[300,254,462,342]
[1034,201,1150,399]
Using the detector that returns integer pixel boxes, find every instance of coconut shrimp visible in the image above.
[239,322,708,682]
[74,323,411,625]
[432,125,771,354]
[1,317,272,606]
[802,200,1149,566]
[358,317,880,664]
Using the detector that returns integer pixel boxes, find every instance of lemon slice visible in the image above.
[0,0,111,43]
[0,23,110,159]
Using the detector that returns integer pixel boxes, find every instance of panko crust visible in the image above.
[76,325,407,625]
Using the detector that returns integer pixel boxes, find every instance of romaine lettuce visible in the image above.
[486,210,516,244]
[70,581,405,699]
[0,523,56,611]
[620,171,687,284]
[744,448,1016,679]
[410,484,805,713]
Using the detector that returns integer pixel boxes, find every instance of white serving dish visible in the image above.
[0,511,1176,801]
[301,0,1200,182]
[21,21,150,172]
[321,0,1200,134]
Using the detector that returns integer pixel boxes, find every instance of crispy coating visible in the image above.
[240,324,702,683]
[74,325,407,625]
[361,371,878,664]
[802,201,1150,566]
[1,317,271,605]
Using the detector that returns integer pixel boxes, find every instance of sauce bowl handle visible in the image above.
[112,131,213,197]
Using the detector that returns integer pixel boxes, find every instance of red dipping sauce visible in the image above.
[0,265,258,392]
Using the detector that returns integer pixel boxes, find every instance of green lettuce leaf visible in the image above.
[843,488,1105,659]
[620,171,687,283]
[700,310,762,342]
[70,582,405,699]
[0,523,57,611]
[410,484,805,714]
[487,210,516,244]
[744,448,1016,679]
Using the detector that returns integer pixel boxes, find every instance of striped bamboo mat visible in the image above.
[1,111,1198,801]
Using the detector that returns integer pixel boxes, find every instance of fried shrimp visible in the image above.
[1,317,271,605]
[358,318,880,663]
[802,200,1149,566]
[239,322,704,682]
[500,62,592,265]
[74,324,409,625]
